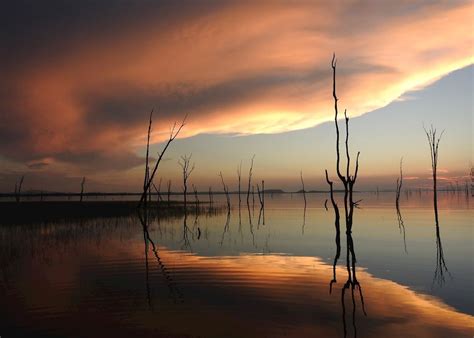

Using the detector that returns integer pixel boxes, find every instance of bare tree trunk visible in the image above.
[14,175,25,203]
[246,155,255,205]
[219,172,231,211]
[324,55,364,313]
[424,125,444,221]
[179,154,195,209]
[80,177,86,202]
[300,170,307,207]
[139,113,187,208]
[395,158,403,208]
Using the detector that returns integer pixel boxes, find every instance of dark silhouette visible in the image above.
[424,125,443,215]
[395,157,407,253]
[325,54,360,229]
[237,161,242,205]
[219,171,231,211]
[246,155,255,205]
[300,170,307,207]
[396,206,408,254]
[220,210,231,246]
[14,175,25,203]
[395,158,403,208]
[325,55,366,337]
[178,154,195,208]
[139,111,186,208]
[424,125,450,286]
[80,177,86,202]
[138,207,183,307]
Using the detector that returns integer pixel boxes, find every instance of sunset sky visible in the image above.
[1,1,472,192]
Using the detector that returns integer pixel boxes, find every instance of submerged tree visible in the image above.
[324,54,365,334]
[237,161,242,205]
[14,175,25,203]
[395,158,403,208]
[246,155,255,205]
[424,125,450,286]
[139,110,186,208]
[300,170,307,207]
[325,54,360,230]
[178,154,195,208]
[424,125,443,217]
[79,177,86,202]
[219,171,231,211]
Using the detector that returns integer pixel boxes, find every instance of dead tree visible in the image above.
[261,180,265,209]
[192,184,199,205]
[326,54,360,232]
[326,170,341,292]
[300,170,307,207]
[395,158,403,208]
[424,125,444,218]
[14,175,25,203]
[79,177,86,202]
[139,111,186,208]
[424,125,450,286]
[152,178,163,203]
[237,161,242,205]
[246,155,255,205]
[178,154,195,208]
[219,172,231,210]
[324,55,365,322]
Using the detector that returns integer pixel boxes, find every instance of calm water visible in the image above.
[1,192,473,337]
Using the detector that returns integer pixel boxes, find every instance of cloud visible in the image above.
[0,0,471,173]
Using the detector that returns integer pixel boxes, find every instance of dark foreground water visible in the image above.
[0,192,473,337]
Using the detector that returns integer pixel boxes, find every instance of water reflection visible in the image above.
[432,203,451,287]
[326,174,367,337]
[0,193,472,337]
[396,204,408,254]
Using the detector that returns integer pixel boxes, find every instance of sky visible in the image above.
[0,1,472,192]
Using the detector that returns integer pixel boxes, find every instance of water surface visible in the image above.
[0,192,472,337]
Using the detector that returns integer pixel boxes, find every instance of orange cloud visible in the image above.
[0,1,472,172]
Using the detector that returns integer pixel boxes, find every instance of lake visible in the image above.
[0,191,472,337]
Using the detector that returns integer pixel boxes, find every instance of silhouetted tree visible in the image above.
[139,111,186,208]
[246,155,255,205]
[219,172,231,211]
[424,125,443,216]
[80,177,86,202]
[14,175,25,203]
[326,54,360,232]
[192,184,199,205]
[395,157,403,208]
[300,170,307,207]
[237,161,242,205]
[178,154,195,208]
